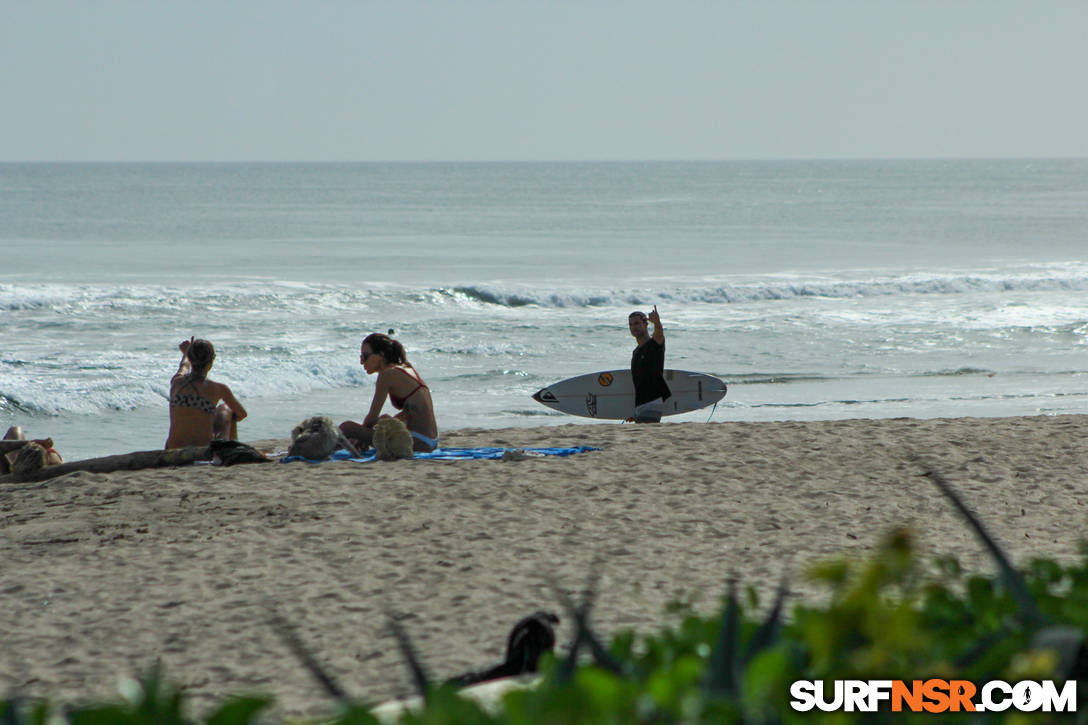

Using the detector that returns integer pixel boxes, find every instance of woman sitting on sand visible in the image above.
[165,338,247,449]
[339,333,439,452]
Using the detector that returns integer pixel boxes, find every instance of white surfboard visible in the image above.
[531,369,727,420]
[370,675,541,722]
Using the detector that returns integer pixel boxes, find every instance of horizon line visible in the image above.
[3,155,1088,164]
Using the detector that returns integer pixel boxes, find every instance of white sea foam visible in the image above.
[2,265,1085,422]
[445,265,1088,308]
[3,161,1087,459]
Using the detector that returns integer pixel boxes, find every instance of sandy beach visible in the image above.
[2,415,1086,719]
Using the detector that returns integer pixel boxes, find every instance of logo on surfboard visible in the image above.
[597,372,614,387]
[585,393,598,417]
[532,389,558,404]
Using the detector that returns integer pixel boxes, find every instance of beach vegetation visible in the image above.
[3,472,1087,723]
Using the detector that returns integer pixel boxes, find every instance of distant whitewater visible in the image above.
[2,160,1087,460]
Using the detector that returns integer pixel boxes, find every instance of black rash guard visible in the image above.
[631,338,671,406]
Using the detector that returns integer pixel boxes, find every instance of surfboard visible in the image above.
[370,675,542,722]
[531,369,727,420]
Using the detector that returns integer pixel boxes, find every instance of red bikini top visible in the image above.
[389,366,428,410]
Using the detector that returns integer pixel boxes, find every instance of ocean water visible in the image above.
[2,160,1087,461]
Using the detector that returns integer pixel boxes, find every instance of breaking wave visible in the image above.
[443,265,1088,308]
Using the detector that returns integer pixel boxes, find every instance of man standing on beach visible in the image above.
[629,305,671,423]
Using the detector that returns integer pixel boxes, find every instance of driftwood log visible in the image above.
[0,439,52,453]
[0,446,211,485]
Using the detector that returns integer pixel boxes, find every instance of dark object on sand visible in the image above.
[446,611,561,688]
[288,416,361,460]
[209,439,270,466]
[272,607,559,707]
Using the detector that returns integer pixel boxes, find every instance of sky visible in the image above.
[2,1,1088,162]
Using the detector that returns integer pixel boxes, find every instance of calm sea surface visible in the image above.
[2,161,1087,460]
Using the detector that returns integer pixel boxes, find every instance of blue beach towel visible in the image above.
[280,446,599,464]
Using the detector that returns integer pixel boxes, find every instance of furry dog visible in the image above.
[288,416,361,459]
[372,417,414,461]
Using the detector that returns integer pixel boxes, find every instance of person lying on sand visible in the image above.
[165,338,247,449]
[2,425,63,475]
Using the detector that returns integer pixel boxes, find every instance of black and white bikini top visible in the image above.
[170,378,217,415]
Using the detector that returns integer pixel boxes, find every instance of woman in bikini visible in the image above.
[165,337,247,449]
[2,425,63,474]
[339,332,439,452]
